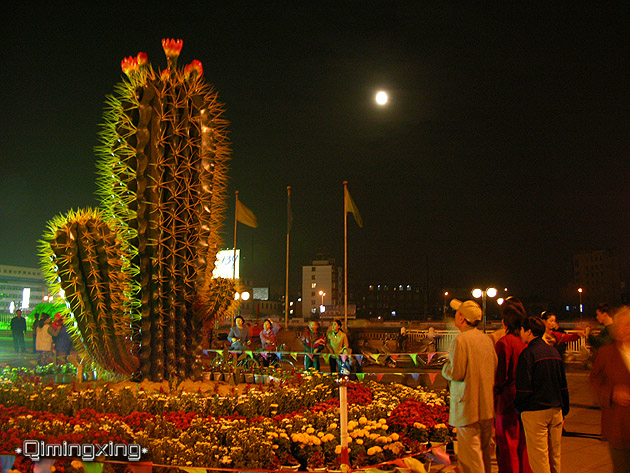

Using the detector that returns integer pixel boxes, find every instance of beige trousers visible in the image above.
[455,418,494,473]
[520,407,563,473]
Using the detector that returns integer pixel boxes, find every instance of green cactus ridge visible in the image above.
[40,42,236,381]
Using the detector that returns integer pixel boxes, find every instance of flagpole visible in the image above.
[343,181,348,332]
[284,186,291,329]
[233,191,239,282]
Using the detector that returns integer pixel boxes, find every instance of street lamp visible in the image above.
[472,287,498,333]
[578,288,583,322]
[443,291,449,314]
[319,290,326,314]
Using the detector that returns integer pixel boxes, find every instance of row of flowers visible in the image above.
[0,370,452,471]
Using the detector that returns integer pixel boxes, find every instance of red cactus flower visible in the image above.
[137,52,148,66]
[184,59,203,78]
[162,38,183,58]
[121,56,139,75]
[160,69,170,81]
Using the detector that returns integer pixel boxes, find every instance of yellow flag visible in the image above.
[345,187,363,228]
[236,199,258,228]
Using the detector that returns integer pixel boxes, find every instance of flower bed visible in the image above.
[0,369,452,472]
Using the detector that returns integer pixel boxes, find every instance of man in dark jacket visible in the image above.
[10,309,27,353]
[516,316,569,473]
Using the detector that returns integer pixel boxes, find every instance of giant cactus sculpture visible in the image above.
[40,39,236,381]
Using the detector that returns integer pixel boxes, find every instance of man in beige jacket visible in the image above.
[442,299,498,473]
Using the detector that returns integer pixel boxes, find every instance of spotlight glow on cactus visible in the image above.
[40,39,237,381]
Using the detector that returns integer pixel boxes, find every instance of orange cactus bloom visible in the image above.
[137,52,148,66]
[184,60,203,78]
[160,69,170,81]
[162,38,183,58]
[121,56,139,75]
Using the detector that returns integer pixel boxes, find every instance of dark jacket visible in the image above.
[515,337,570,416]
[10,316,26,334]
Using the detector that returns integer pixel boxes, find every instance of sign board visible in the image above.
[253,287,269,300]
[212,249,240,279]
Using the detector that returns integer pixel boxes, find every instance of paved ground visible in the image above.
[429,364,613,473]
[0,334,613,472]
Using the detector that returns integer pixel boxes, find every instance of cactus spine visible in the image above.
[40,40,235,381]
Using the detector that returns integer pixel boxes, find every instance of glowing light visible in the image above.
[487,287,498,298]
[375,91,388,105]
[22,288,31,309]
[472,288,483,299]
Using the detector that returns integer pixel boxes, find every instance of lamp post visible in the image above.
[443,291,449,314]
[233,290,251,324]
[319,290,326,314]
[472,287,498,333]
[578,287,583,322]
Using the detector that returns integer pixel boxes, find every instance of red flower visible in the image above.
[121,56,138,75]
[160,69,170,81]
[162,38,183,58]
[184,59,203,78]
[137,52,148,66]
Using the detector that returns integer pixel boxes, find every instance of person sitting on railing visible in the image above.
[397,327,409,353]
[228,315,251,352]
[300,320,326,372]
[259,318,281,367]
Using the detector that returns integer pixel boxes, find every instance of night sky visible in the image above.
[1,3,629,301]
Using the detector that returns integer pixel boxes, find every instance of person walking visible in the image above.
[494,306,533,473]
[10,309,27,353]
[442,299,498,473]
[516,316,569,473]
[590,305,630,472]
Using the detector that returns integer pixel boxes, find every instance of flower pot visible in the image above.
[82,371,97,381]
[244,373,255,384]
[254,373,263,384]
[279,465,300,471]
[226,373,236,385]
[202,372,212,382]
[54,373,74,384]
[1,455,16,473]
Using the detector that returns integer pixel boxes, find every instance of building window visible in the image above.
[311,283,317,288]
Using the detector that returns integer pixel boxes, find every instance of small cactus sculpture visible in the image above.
[40,39,236,381]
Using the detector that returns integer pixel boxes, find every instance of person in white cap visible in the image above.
[442,298,498,473]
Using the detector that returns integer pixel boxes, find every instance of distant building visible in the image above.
[573,249,621,309]
[301,254,343,318]
[0,264,50,314]
[354,282,422,320]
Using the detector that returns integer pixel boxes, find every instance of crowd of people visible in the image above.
[441,298,629,473]
[10,310,74,365]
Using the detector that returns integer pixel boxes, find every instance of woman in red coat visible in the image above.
[590,306,630,473]
[494,305,532,473]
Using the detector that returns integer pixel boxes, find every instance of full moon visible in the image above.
[375,90,388,105]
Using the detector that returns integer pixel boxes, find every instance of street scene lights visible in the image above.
[472,287,498,333]
[443,291,449,315]
[578,287,583,321]
[319,290,326,314]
